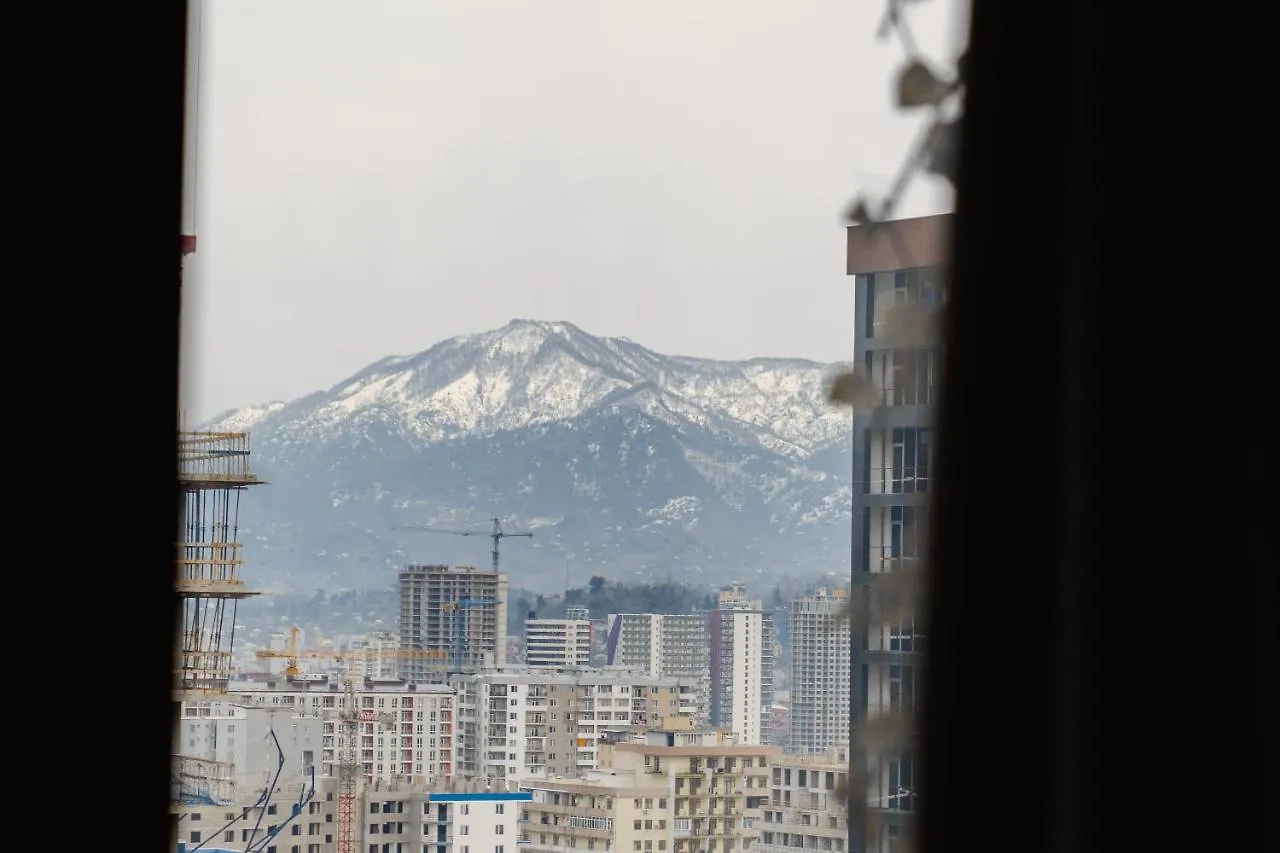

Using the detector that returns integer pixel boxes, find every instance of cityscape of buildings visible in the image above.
[173,213,947,853]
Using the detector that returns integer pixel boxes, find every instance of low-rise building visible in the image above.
[172,776,531,853]
[606,729,779,853]
[519,771,668,853]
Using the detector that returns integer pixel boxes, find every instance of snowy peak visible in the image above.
[210,320,849,455]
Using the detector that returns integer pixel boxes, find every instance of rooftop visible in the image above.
[846,212,952,275]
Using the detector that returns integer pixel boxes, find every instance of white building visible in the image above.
[525,619,593,668]
[787,588,852,755]
[175,702,324,801]
[452,667,699,783]
[173,776,531,853]
[712,608,768,745]
[424,789,531,853]
[207,677,458,784]
[175,775,334,852]
[708,587,777,746]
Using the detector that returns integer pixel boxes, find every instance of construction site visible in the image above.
[173,429,264,807]
[171,431,524,853]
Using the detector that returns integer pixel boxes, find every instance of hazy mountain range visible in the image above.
[206,319,854,597]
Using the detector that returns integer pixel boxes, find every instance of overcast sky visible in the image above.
[181,0,966,422]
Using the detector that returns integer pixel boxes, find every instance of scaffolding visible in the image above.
[172,754,237,806]
[176,431,263,697]
[173,430,263,809]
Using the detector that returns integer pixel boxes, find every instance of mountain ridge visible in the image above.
[206,319,854,596]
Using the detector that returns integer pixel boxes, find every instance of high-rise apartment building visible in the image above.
[604,613,711,721]
[451,667,698,783]
[708,585,776,745]
[525,618,593,668]
[848,212,949,853]
[787,588,852,754]
[398,564,509,681]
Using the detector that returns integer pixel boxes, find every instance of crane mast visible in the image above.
[337,673,358,853]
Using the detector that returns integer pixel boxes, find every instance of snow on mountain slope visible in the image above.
[206,320,854,595]
[214,320,848,454]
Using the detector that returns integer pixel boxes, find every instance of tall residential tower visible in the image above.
[848,213,949,853]
[788,587,852,754]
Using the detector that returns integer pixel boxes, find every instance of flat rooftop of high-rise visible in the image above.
[225,677,456,695]
[457,666,694,687]
[400,564,496,573]
[847,212,952,275]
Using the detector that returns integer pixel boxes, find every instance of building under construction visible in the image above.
[398,564,508,682]
[172,430,264,806]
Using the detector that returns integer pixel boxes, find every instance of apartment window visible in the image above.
[225,831,235,842]
[268,805,278,816]
[890,618,918,653]
[190,832,202,843]
[888,665,916,710]
[890,427,931,494]
[495,803,505,814]
[496,825,505,835]
[888,750,916,812]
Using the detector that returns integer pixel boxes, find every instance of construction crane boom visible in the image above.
[252,626,321,679]
[396,516,532,574]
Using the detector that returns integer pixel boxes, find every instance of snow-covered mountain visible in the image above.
[208,319,854,595]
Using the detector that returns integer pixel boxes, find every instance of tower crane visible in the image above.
[252,626,322,679]
[327,651,398,853]
[396,516,533,574]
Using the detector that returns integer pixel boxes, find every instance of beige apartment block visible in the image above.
[607,730,780,853]
[518,773,673,853]
[759,745,850,853]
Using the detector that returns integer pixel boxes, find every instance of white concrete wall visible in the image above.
[729,611,764,745]
[439,793,527,853]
